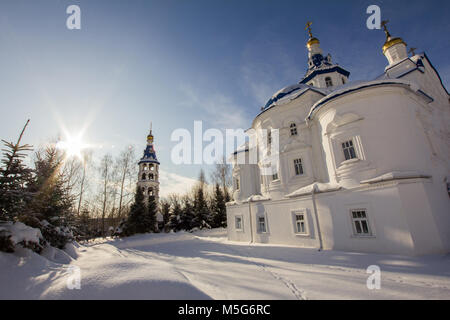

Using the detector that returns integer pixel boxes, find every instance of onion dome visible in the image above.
[381,20,406,53]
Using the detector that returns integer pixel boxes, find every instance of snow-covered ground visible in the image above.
[1,228,449,299]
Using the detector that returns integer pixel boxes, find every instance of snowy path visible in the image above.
[1,229,450,299]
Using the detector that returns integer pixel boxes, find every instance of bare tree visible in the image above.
[76,151,93,216]
[99,154,113,237]
[116,146,136,221]
[210,156,232,199]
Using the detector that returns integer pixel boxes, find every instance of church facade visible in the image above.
[226,23,450,255]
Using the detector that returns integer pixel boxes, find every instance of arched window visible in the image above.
[149,173,154,180]
[142,173,146,180]
[325,77,333,87]
[148,187,154,196]
[342,77,346,85]
[150,165,155,171]
[143,164,148,171]
[290,123,298,136]
[267,130,272,145]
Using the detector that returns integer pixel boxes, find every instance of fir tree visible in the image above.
[193,186,210,230]
[146,195,158,233]
[25,145,74,225]
[211,183,227,228]
[122,187,147,236]
[179,196,195,231]
[0,120,34,221]
[160,200,171,232]
[168,197,182,231]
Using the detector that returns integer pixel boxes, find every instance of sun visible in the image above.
[56,133,88,160]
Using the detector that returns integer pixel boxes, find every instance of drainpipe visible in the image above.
[311,186,323,251]
[248,198,254,243]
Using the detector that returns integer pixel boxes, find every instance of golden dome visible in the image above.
[382,36,406,53]
[307,37,320,49]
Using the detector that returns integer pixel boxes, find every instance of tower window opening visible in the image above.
[148,188,154,196]
[149,173,154,180]
[142,173,146,180]
[290,123,298,136]
[342,77,346,84]
[325,77,333,88]
[294,158,304,176]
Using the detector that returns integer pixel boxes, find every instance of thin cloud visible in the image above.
[158,169,199,198]
[178,84,250,130]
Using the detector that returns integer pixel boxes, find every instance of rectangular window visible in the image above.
[258,217,266,233]
[351,209,372,236]
[235,177,240,190]
[235,216,243,230]
[295,213,306,234]
[342,140,357,161]
[294,158,304,176]
[270,163,279,180]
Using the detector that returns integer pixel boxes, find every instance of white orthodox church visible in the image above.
[226,22,450,255]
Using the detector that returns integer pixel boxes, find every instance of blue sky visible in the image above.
[0,0,449,195]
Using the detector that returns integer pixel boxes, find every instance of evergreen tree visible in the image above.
[179,196,195,231]
[146,194,158,233]
[224,187,231,203]
[211,183,227,228]
[25,145,74,225]
[168,197,182,231]
[193,186,211,230]
[122,187,147,236]
[0,120,34,221]
[160,200,171,232]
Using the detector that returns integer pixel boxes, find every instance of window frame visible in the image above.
[294,213,307,235]
[342,139,357,161]
[325,77,333,88]
[293,158,304,176]
[291,209,309,236]
[257,216,267,233]
[350,208,373,237]
[235,215,243,231]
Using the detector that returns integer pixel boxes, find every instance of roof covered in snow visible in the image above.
[261,84,327,112]
[256,53,441,122]
[285,182,341,198]
[307,78,433,120]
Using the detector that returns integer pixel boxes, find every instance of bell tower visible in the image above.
[137,123,160,203]
[300,21,350,88]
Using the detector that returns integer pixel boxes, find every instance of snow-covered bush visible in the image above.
[0,221,45,253]
[18,215,73,250]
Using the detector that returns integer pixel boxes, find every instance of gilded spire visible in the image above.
[380,20,406,53]
[147,122,154,144]
[305,21,320,49]
[305,21,313,39]
[381,20,391,39]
